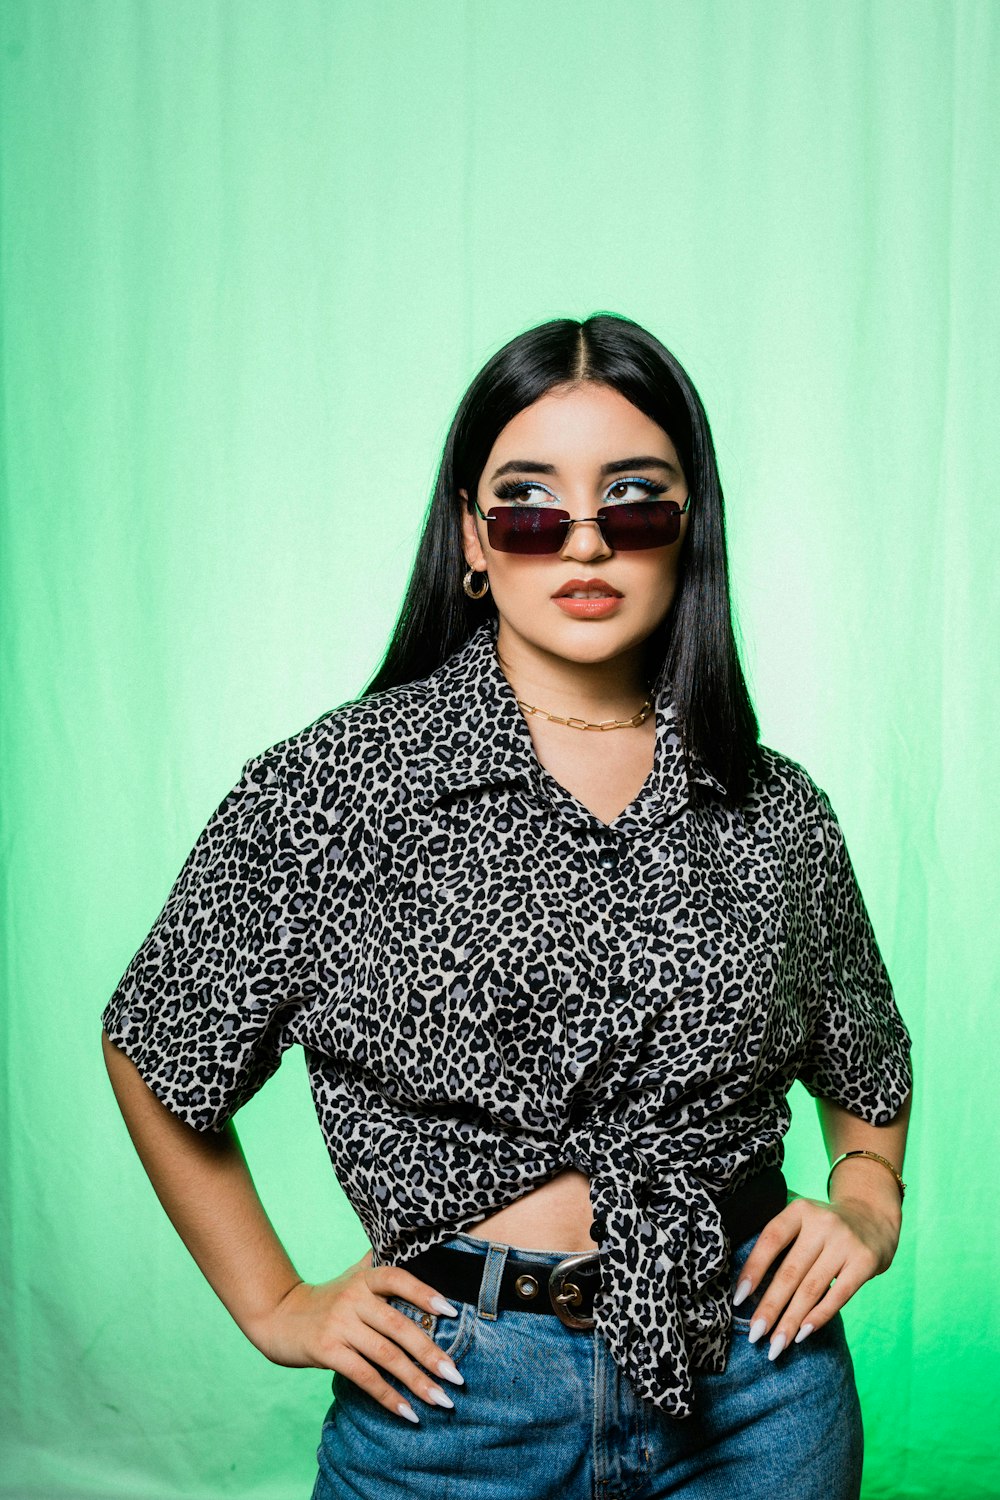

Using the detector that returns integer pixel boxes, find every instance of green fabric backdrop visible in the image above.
[2,2,997,1496]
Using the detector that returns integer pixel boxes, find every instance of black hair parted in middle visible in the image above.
[361,311,760,805]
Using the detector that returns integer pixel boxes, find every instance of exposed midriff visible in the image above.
[465,1165,598,1253]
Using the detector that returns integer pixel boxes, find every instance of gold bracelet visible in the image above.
[827,1150,906,1204]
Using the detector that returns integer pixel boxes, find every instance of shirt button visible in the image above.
[608,982,630,1003]
[590,1212,608,1243]
[598,849,618,871]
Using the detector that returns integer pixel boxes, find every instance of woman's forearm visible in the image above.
[816,1088,912,1228]
[101,1029,302,1346]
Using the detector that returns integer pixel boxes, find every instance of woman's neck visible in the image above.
[494,620,652,723]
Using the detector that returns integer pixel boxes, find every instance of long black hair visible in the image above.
[361,312,760,804]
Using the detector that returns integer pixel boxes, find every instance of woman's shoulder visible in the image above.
[238,679,433,806]
[744,742,837,831]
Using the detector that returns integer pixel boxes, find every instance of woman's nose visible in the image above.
[559,516,614,561]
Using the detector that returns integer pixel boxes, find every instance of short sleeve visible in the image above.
[102,756,317,1132]
[795,786,913,1124]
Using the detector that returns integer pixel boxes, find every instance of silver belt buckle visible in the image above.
[548,1250,599,1329]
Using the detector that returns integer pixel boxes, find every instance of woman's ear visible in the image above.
[458,488,487,572]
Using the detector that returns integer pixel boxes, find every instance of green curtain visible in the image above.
[2,2,996,1496]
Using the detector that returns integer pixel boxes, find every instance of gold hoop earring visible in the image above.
[463,567,490,600]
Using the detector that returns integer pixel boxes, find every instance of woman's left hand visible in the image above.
[732,1193,902,1360]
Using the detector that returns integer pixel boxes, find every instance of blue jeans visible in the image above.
[311,1228,863,1499]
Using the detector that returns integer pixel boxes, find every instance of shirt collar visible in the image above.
[410,616,725,825]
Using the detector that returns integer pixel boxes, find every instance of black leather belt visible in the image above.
[400,1165,787,1330]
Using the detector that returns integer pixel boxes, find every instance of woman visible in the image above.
[101,313,913,1500]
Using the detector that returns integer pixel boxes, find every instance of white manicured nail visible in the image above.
[748,1317,768,1345]
[397,1399,420,1423]
[427,1385,455,1408]
[768,1333,786,1361]
[431,1296,460,1316]
[437,1358,465,1386]
[795,1323,814,1344]
[733,1278,752,1308]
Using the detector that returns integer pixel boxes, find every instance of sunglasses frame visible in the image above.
[471,493,692,553]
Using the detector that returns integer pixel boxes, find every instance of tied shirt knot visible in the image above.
[563,1118,733,1419]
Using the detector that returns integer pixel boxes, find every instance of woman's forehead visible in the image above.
[489,385,680,472]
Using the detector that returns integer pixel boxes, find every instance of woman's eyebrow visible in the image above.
[489,455,682,482]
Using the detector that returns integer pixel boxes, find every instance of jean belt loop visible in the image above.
[478,1243,510,1321]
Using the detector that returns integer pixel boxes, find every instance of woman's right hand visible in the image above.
[247,1249,466,1423]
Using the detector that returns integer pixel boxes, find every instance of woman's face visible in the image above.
[459,382,691,671]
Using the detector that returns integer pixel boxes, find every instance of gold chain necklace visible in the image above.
[514,694,654,731]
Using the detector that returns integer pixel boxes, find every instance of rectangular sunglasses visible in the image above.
[473,495,691,554]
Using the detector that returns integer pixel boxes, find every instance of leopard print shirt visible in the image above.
[102,615,912,1419]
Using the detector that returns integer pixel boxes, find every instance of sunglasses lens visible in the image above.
[485,506,569,554]
[600,501,682,549]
